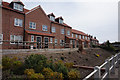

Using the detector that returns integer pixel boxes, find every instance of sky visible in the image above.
[3,0,119,43]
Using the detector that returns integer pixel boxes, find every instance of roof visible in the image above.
[26,30,54,37]
[66,36,76,40]
[72,29,87,36]
[51,21,72,28]
[56,16,63,20]
[2,1,30,14]
[12,0,24,6]
[48,13,55,17]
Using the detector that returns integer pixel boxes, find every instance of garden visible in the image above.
[2,54,80,80]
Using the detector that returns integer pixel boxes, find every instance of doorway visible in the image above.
[36,36,42,49]
[44,37,49,48]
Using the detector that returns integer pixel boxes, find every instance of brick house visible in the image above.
[71,29,90,48]
[0,0,99,49]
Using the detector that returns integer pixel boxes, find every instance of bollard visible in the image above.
[94,66,101,80]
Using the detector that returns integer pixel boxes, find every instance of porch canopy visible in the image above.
[26,30,55,37]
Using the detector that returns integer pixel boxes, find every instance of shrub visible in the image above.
[29,73,44,80]
[24,69,35,76]
[60,57,64,61]
[68,69,80,80]
[54,61,68,79]
[46,60,55,71]
[50,72,63,80]
[42,68,53,79]
[24,54,47,73]
[64,62,74,69]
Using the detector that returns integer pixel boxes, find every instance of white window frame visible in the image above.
[42,25,48,31]
[67,30,70,36]
[60,40,64,46]
[50,16,55,21]
[31,35,34,42]
[0,34,3,44]
[14,3,23,11]
[50,38,53,43]
[61,29,64,34]
[10,35,15,44]
[52,27,56,33]
[29,22,36,29]
[55,39,57,45]
[79,35,81,39]
[72,34,74,38]
[76,34,78,38]
[59,19,63,24]
[14,18,23,27]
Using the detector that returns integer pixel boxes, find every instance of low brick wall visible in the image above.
[1,48,78,55]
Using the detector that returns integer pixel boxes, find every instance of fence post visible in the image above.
[94,66,101,80]
[116,54,119,68]
[105,59,110,78]
[111,56,115,74]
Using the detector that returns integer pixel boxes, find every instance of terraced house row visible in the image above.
[0,0,99,49]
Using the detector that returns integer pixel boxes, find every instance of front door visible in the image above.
[44,37,49,48]
[37,37,42,49]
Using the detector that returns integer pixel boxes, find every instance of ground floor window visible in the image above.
[60,40,64,46]
[55,39,57,45]
[0,34,3,44]
[31,35,34,42]
[50,38,53,43]
[10,35,23,44]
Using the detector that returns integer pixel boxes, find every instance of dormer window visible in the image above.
[50,16,55,21]
[59,19,63,24]
[14,3,23,11]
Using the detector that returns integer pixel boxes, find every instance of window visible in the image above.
[0,34,3,44]
[55,39,57,45]
[50,16,55,21]
[52,27,56,33]
[50,38,53,43]
[61,29,64,34]
[70,40,72,44]
[10,35,15,44]
[60,40,64,46]
[67,30,70,36]
[31,35,34,42]
[14,18,23,27]
[10,35,23,44]
[42,25,48,31]
[79,35,81,39]
[59,19,63,24]
[72,34,74,37]
[29,22,36,29]
[14,3,23,11]
[76,34,78,38]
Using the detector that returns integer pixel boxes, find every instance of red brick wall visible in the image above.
[2,8,24,49]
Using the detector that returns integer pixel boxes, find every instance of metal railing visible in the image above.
[0,40,90,49]
[83,52,120,80]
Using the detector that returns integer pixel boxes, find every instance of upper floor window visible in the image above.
[14,3,23,11]
[14,18,23,27]
[0,34,3,44]
[59,19,63,24]
[76,34,78,38]
[67,30,70,36]
[72,34,74,38]
[50,16,55,21]
[79,35,81,39]
[29,22,36,29]
[82,36,84,39]
[61,29,64,34]
[52,27,56,33]
[42,25,48,31]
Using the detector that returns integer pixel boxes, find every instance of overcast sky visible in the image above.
[3,0,119,43]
